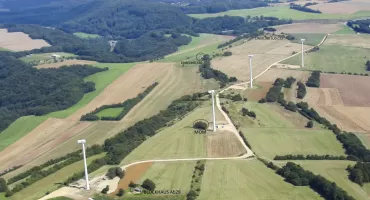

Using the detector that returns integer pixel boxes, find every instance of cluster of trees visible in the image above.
[264,78,284,102]
[239,131,252,150]
[366,60,370,71]
[297,81,307,99]
[304,2,318,6]
[307,46,320,53]
[0,54,106,132]
[223,51,232,56]
[198,54,230,87]
[284,101,298,112]
[289,3,321,13]
[284,76,296,88]
[0,165,22,177]
[142,179,156,191]
[193,120,208,130]
[106,167,124,179]
[306,71,320,87]
[186,160,206,200]
[241,108,256,119]
[348,162,370,186]
[277,162,354,200]
[347,20,370,34]
[263,27,277,32]
[306,120,313,128]
[218,31,261,48]
[101,185,110,194]
[221,105,229,114]
[0,178,8,194]
[6,145,103,196]
[274,154,347,160]
[81,82,158,121]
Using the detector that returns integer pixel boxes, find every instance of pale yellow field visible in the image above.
[324,34,370,49]
[0,29,50,51]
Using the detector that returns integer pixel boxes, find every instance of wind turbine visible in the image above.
[301,39,305,68]
[208,90,216,132]
[78,139,90,190]
[248,55,254,88]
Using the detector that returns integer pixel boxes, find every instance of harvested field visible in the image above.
[206,131,246,157]
[0,29,50,51]
[35,60,97,69]
[212,40,308,81]
[243,82,271,102]
[309,0,370,14]
[321,73,370,107]
[275,23,342,34]
[256,68,310,83]
[113,162,153,194]
[324,34,370,49]
[303,88,344,106]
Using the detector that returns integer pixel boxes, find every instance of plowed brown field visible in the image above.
[113,162,153,193]
[207,131,246,157]
[0,29,50,51]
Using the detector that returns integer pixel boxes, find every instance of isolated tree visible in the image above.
[142,179,156,191]
[101,185,109,194]
[117,188,125,197]
[187,190,197,200]
[129,181,136,188]
[306,121,313,128]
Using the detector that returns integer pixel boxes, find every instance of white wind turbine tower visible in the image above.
[248,55,254,88]
[301,39,305,68]
[208,90,216,132]
[77,139,90,190]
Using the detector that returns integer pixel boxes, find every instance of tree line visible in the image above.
[274,154,347,160]
[297,81,307,99]
[0,54,106,132]
[198,54,231,88]
[277,162,354,200]
[289,3,321,13]
[241,108,256,119]
[348,19,370,34]
[284,76,296,88]
[80,82,158,121]
[186,160,206,200]
[239,131,252,150]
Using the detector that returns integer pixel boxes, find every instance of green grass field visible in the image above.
[20,52,76,63]
[121,104,212,165]
[0,48,10,51]
[96,107,123,118]
[47,63,135,118]
[334,25,357,34]
[293,160,369,200]
[282,45,370,73]
[139,161,196,192]
[356,133,370,149]
[10,153,105,200]
[94,195,185,200]
[162,42,221,63]
[189,6,370,20]
[73,32,100,39]
[0,193,6,200]
[228,102,345,159]
[290,33,326,46]
[198,159,323,200]
[0,116,48,151]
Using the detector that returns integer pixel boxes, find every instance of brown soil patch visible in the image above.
[206,131,246,157]
[212,40,304,81]
[256,68,310,83]
[303,88,344,106]
[309,0,370,14]
[0,29,50,51]
[35,60,97,69]
[275,23,342,34]
[244,82,272,101]
[320,74,370,107]
[325,34,370,49]
[113,162,153,194]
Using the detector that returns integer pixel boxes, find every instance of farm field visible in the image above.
[96,107,123,118]
[0,29,50,51]
[10,153,105,200]
[20,52,76,63]
[334,25,356,34]
[293,160,369,200]
[275,23,342,34]
[211,39,308,81]
[139,161,195,192]
[35,60,97,69]
[289,33,326,46]
[189,6,370,20]
[356,133,370,149]
[73,32,100,39]
[227,102,345,159]
[256,68,310,82]
[308,0,370,14]
[324,34,370,48]
[197,159,323,200]
[282,45,370,73]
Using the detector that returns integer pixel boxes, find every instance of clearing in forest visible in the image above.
[0,29,50,51]
[35,60,97,69]
[197,159,322,200]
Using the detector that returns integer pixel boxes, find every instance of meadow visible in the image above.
[96,107,123,118]
[139,161,196,192]
[10,153,105,200]
[292,160,369,200]
[290,33,326,46]
[73,32,100,39]
[334,25,357,34]
[282,45,370,73]
[20,52,76,63]
[189,6,370,20]
[197,159,322,200]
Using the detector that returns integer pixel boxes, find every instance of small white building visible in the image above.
[51,54,61,59]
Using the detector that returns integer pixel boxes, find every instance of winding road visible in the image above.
[41,34,329,199]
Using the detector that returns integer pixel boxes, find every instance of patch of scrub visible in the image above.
[96,107,124,118]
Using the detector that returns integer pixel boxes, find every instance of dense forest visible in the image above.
[347,20,370,34]
[0,54,106,132]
